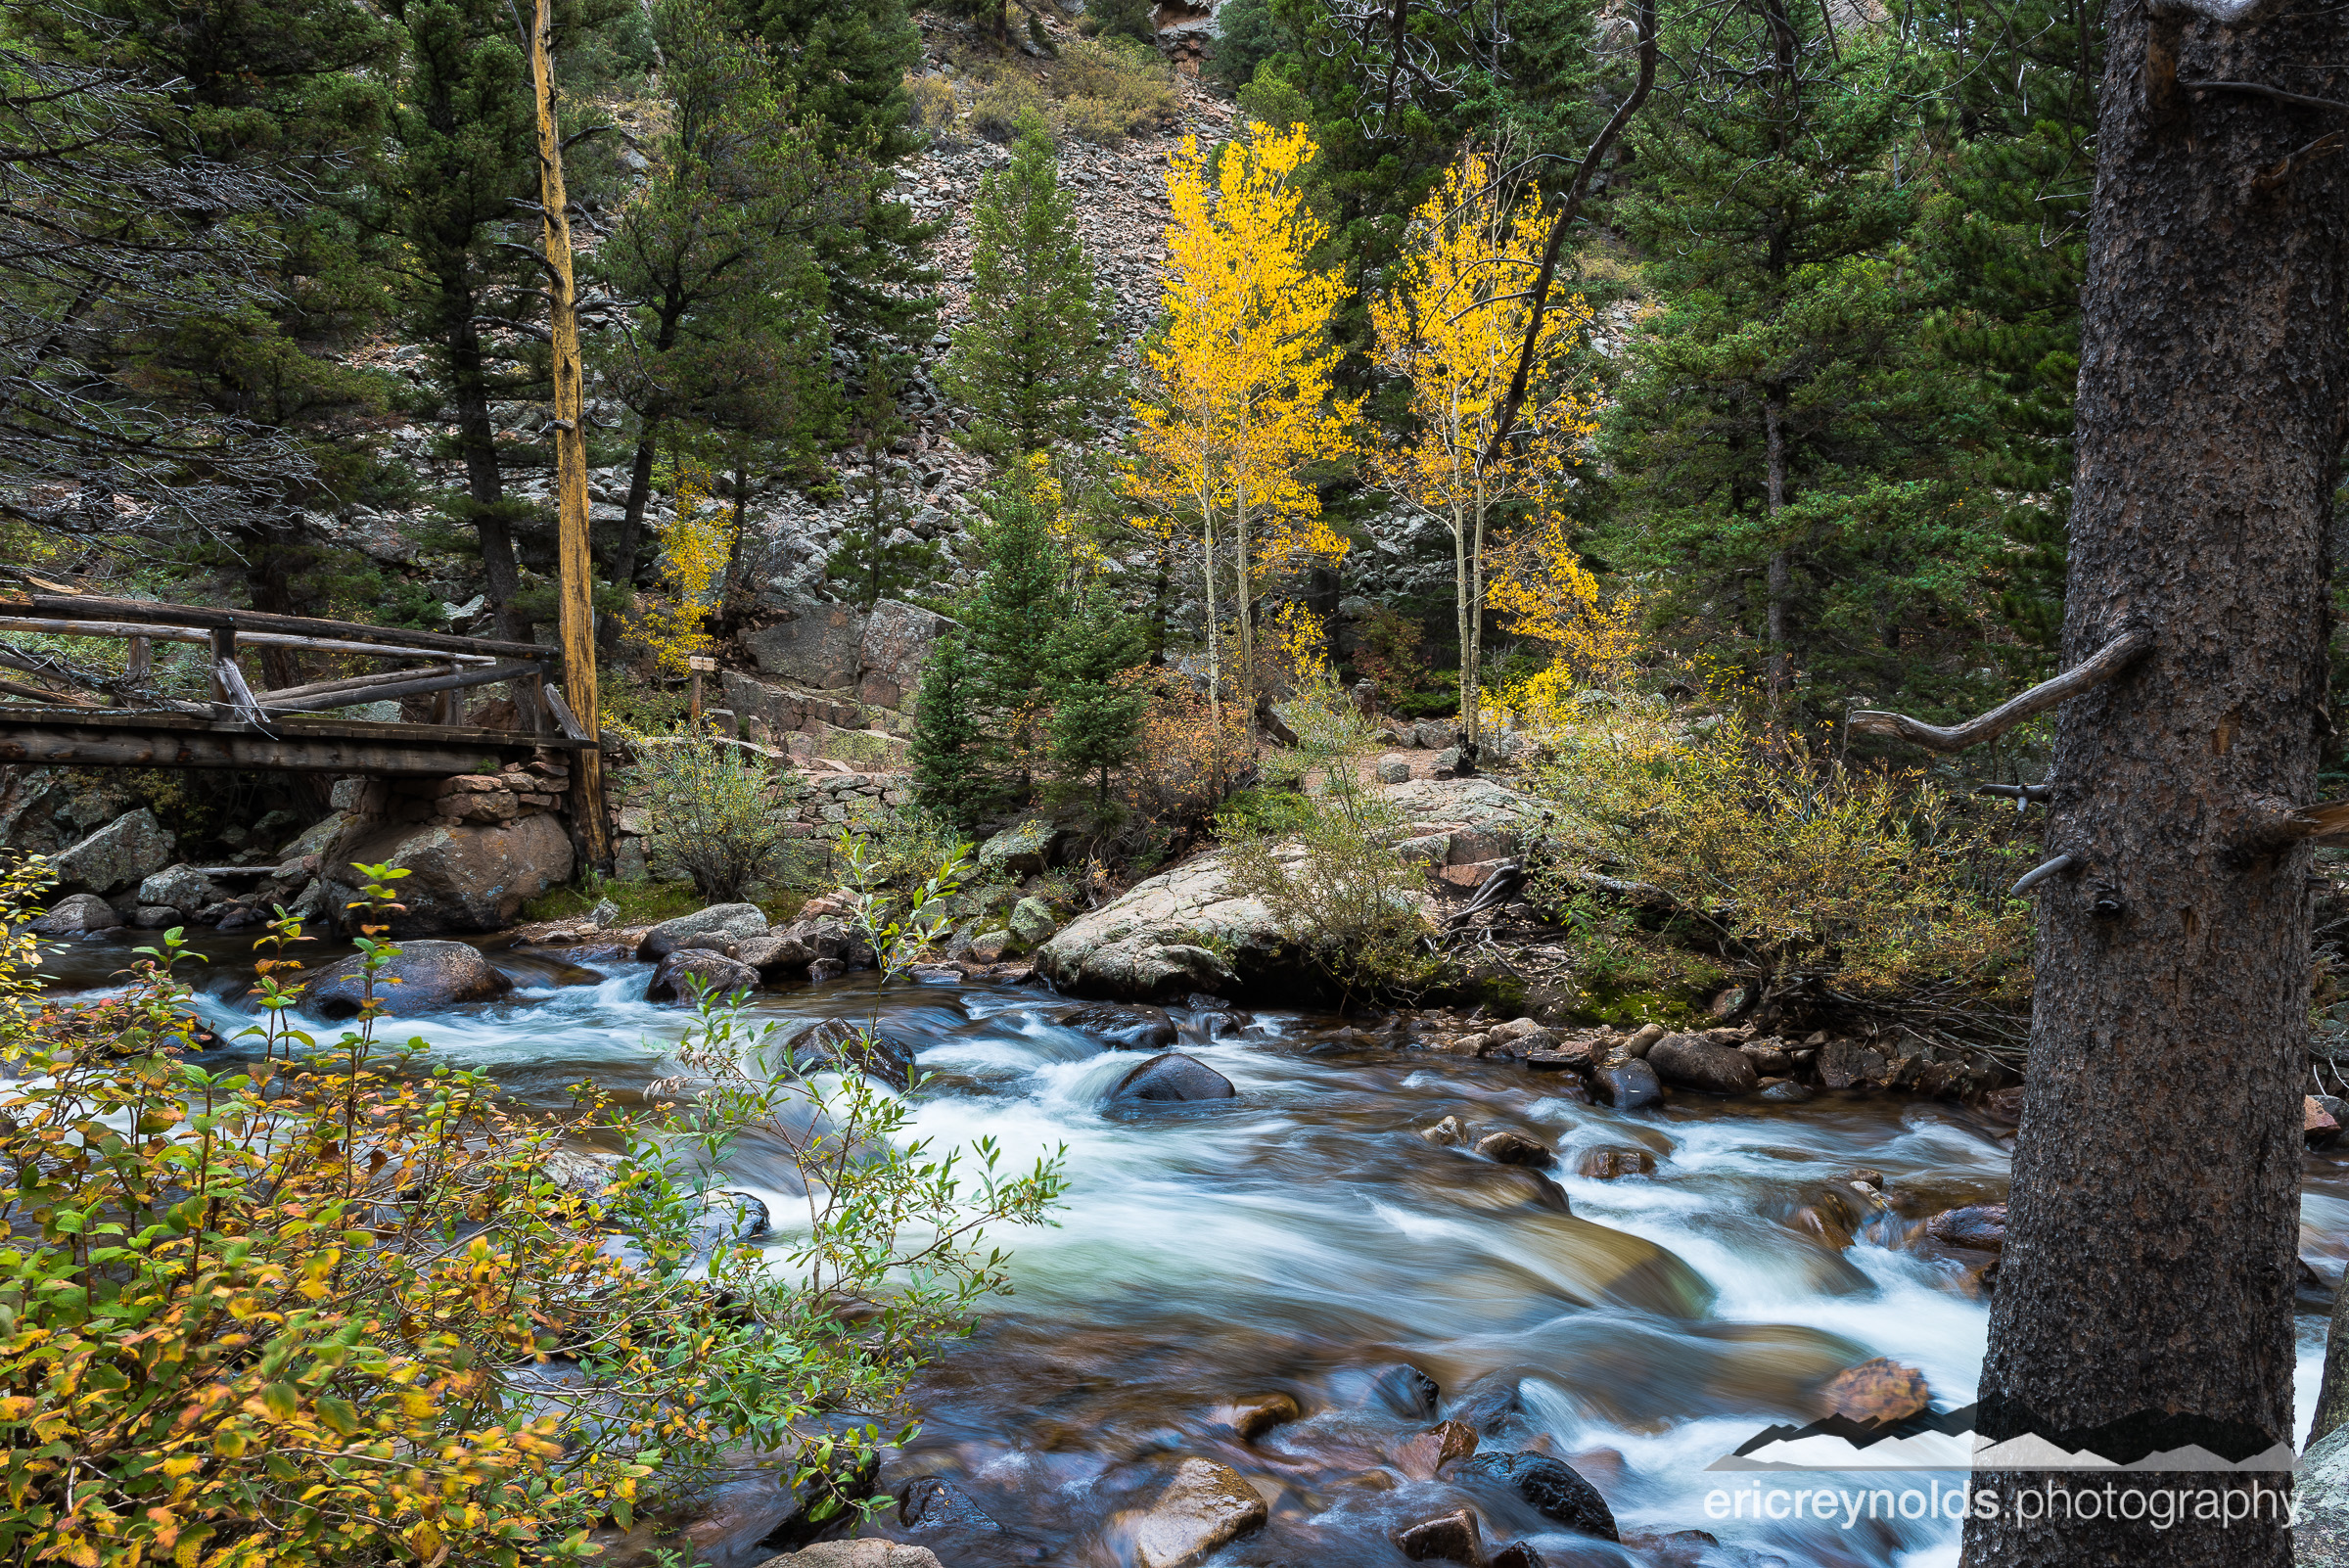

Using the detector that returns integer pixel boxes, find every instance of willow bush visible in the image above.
[0,857,1062,1567]
[634,729,806,900]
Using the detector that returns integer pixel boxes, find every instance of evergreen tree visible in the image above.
[1045,589,1149,808]
[596,0,842,597]
[960,474,1069,795]
[741,0,936,344]
[938,115,1120,455]
[908,628,994,827]
[1596,0,1993,715]
[825,358,943,610]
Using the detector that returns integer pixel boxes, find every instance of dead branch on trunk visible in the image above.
[1846,629,2151,753]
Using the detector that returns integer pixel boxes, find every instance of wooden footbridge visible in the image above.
[0,590,599,778]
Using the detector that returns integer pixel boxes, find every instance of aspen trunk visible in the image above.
[529,0,610,869]
[1960,7,2349,1564]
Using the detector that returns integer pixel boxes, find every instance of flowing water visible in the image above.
[35,932,2349,1568]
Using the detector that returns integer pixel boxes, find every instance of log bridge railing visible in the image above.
[0,592,598,777]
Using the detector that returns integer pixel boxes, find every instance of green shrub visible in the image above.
[906,69,958,136]
[634,730,805,901]
[1058,93,1129,146]
[1053,36,1178,139]
[969,72,1048,143]
[0,860,1064,1566]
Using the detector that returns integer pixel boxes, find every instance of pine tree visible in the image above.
[1046,589,1149,808]
[959,472,1070,796]
[939,115,1120,455]
[1597,0,1993,715]
[909,628,994,828]
[825,358,944,611]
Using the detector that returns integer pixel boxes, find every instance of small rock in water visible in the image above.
[806,957,847,983]
[1646,1033,1760,1095]
[1454,1452,1619,1541]
[1393,1506,1484,1563]
[783,1018,918,1091]
[755,1545,944,1568]
[1593,1060,1663,1109]
[898,1475,1001,1534]
[1111,1456,1267,1568]
[1819,1357,1931,1423]
[2311,1094,2343,1146]
[1577,1147,1655,1179]
[1368,1362,1442,1419]
[1846,1167,1886,1191]
[300,940,513,1019]
[1758,1080,1815,1103]
[1489,1545,1548,1568]
[645,947,760,1004]
[1621,1022,1667,1058]
[1925,1202,2007,1251]
[589,898,620,928]
[1224,1391,1300,1441]
[1114,1052,1235,1103]
[1476,1129,1553,1168]
[1061,1001,1178,1050]
[1391,1419,1479,1480]
[1418,1115,1472,1147]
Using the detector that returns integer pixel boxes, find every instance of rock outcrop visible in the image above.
[50,807,174,895]
[323,813,573,934]
[1035,851,1270,1000]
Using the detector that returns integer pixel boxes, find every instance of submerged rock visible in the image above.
[1060,1001,1178,1049]
[1454,1452,1619,1541]
[300,940,513,1019]
[1925,1203,2008,1252]
[1819,1358,1931,1423]
[1476,1130,1553,1168]
[898,1475,1002,1535]
[1223,1391,1300,1441]
[1110,1456,1267,1568]
[1113,1051,1235,1102]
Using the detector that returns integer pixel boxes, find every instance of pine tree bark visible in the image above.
[1960,6,2349,1563]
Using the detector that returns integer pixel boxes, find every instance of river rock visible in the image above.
[2296,1422,2349,1565]
[1489,1545,1548,1568]
[1592,1060,1663,1109]
[782,1017,919,1090]
[755,1545,944,1568]
[1393,1507,1484,1563]
[1392,1419,1479,1480]
[1224,1392,1300,1440]
[138,863,218,915]
[1759,1080,1815,1103]
[1578,1147,1656,1179]
[1061,1001,1178,1049]
[1369,1362,1442,1418]
[323,814,573,934]
[1818,1037,1892,1089]
[1419,1114,1471,1148]
[1035,850,1283,1000]
[1646,1034,1759,1095]
[1008,896,1057,946]
[1454,1452,1618,1541]
[736,933,814,976]
[2312,1094,2344,1146]
[299,940,513,1020]
[50,807,174,894]
[638,902,770,960]
[898,1475,1001,1535]
[1477,1130,1553,1168]
[1925,1203,2007,1251]
[741,598,865,689]
[1622,1023,1667,1057]
[1122,1458,1267,1568]
[1819,1358,1930,1423]
[29,891,117,934]
[645,948,760,1003]
[1114,1051,1235,1102]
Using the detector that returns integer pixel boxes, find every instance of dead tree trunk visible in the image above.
[1958,2,2349,1562]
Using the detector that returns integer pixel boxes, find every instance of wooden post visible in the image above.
[688,654,714,728]
[124,635,150,687]
[207,626,236,719]
[529,0,610,871]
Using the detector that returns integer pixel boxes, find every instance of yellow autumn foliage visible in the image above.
[627,466,733,678]
[1130,120,1361,713]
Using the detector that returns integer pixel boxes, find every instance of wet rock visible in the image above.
[638,902,770,960]
[1621,1530,1719,1568]
[1819,1358,1930,1423]
[1454,1452,1618,1541]
[1392,1419,1478,1480]
[1622,1022,1667,1058]
[1647,1033,1759,1096]
[1394,1507,1485,1564]
[806,957,847,983]
[756,1545,944,1568]
[324,814,572,934]
[138,863,218,915]
[132,905,179,928]
[1926,1202,2007,1251]
[1061,1001,1178,1049]
[1818,1037,1892,1089]
[2312,1094,2344,1147]
[29,891,118,934]
[1034,851,1286,1001]
[1112,1456,1267,1568]
[299,940,513,1019]
[1113,1051,1235,1102]
[1577,1147,1655,1179]
[1759,1081,1816,1103]
[1741,1038,1794,1075]
[1485,1017,1556,1053]
[1225,1391,1300,1441]
[736,933,814,976]
[1418,1114,1472,1148]
[1448,1375,1528,1438]
[782,1017,919,1090]
[1847,1168,1886,1191]
[50,807,174,895]
[1476,1129,1553,1168]
[646,948,760,1004]
[1369,1362,1442,1419]
[1592,1060,1663,1109]
[897,1474,1003,1542]
[1488,1545,1547,1568]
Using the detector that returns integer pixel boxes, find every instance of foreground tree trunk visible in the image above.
[1961,6,2349,1565]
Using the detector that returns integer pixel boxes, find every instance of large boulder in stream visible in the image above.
[637,902,769,960]
[50,807,174,894]
[1108,1457,1268,1568]
[1454,1452,1619,1541]
[29,892,118,934]
[1035,852,1279,1000]
[757,1546,944,1568]
[323,815,572,934]
[1114,1052,1236,1103]
[300,941,513,1019]
[780,1017,919,1090]
[646,948,760,1003]
[1647,1034,1759,1096]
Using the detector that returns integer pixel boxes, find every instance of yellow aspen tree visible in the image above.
[1370,148,1598,752]
[1131,121,1360,730]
